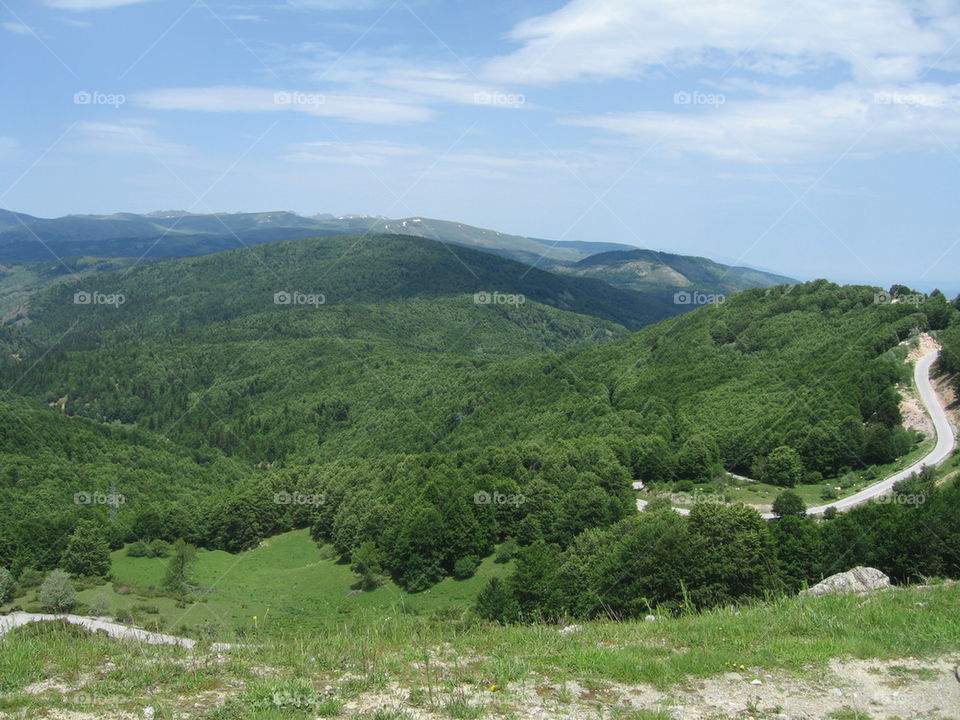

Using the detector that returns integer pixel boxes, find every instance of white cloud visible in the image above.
[484,0,959,85]
[285,140,423,165]
[286,0,387,10]
[46,0,154,9]
[73,121,186,157]
[566,83,960,163]
[134,85,433,124]
[2,22,33,35]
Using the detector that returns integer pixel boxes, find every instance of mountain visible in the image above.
[0,224,955,598]
[0,211,793,301]
[550,248,796,299]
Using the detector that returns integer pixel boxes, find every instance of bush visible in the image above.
[474,577,519,623]
[17,568,44,588]
[0,566,14,604]
[88,595,112,617]
[127,541,149,558]
[38,570,77,612]
[494,538,519,564]
[149,539,172,558]
[820,484,839,500]
[772,490,807,519]
[452,555,480,580]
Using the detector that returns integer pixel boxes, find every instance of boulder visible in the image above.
[801,567,890,596]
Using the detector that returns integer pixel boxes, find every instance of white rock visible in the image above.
[559,624,582,635]
[644,615,657,622]
[750,679,763,685]
[801,567,891,596]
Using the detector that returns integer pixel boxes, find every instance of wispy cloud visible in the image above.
[567,83,960,163]
[45,0,154,9]
[134,85,434,124]
[72,121,187,157]
[483,0,959,85]
[2,22,34,35]
[285,140,423,165]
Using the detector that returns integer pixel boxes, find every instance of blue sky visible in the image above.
[1,0,959,293]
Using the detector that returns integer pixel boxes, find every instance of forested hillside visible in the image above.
[0,227,956,599]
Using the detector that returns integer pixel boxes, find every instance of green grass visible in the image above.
[1,582,958,719]
[6,530,513,641]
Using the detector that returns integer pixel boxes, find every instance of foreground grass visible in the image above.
[1,582,958,718]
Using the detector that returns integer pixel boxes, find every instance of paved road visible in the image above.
[637,349,955,519]
[0,612,241,650]
[801,349,955,516]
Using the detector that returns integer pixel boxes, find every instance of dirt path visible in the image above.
[0,612,240,651]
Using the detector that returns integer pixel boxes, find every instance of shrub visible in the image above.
[772,490,807,518]
[149,539,172,558]
[0,566,14,604]
[38,570,77,612]
[127,541,149,557]
[88,595,112,617]
[494,538,519,564]
[17,568,44,588]
[452,555,480,580]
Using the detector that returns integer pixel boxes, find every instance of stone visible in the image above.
[644,615,657,622]
[801,567,890,596]
[559,624,582,635]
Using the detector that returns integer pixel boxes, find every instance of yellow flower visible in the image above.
[487,685,498,692]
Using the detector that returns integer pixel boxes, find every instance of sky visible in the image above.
[1,0,959,293]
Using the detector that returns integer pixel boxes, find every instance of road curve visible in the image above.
[801,349,955,516]
[637,349,955,519]
[0,612,241,650]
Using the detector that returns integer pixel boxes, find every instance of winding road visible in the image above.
[638,349,956,519]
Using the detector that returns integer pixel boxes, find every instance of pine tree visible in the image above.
[60,520,111,578]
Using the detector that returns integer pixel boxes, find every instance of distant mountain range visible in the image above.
[0,210,795,301]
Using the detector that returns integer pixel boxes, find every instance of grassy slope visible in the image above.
[4,530,514,639]
[1,583,958,718]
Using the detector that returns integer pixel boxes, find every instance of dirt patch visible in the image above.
[905,332,940,363]
[899,383,934,436]
[934,371,960,430]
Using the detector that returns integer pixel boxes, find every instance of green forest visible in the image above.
[1,234,958,614]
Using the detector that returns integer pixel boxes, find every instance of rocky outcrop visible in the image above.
[802,567,891,596]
